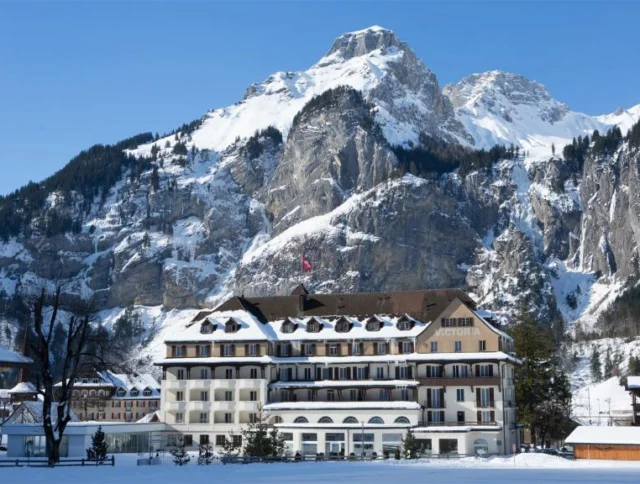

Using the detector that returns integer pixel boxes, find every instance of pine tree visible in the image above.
[170,437,191,466]
[591,346,602,381]
[86,425,108,463]
[402,430,422,459]
[241,405,286,458]
[551,143,556,156]
[604,347,614,378]
[197,442,214,465]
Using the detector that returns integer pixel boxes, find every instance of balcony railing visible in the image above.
[418,376,500,387]
[418,420,498,427]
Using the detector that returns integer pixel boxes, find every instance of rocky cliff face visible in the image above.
[0,26,639,367]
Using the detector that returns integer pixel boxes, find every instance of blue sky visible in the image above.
[1,0,638,195]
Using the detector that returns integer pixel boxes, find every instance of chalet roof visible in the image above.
[207,289,475,324]
[627,376,640,389]
[0,345,32,365]
[4,401,78,425]
[566,426,640,446]
[8,382,37,394]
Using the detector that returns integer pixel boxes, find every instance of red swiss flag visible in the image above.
[301,255,313,272]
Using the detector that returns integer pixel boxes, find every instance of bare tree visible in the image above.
[29,287,117,464]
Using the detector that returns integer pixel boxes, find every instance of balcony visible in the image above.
[212,401,235,411]
[189,401,212,411]
[236,379,263,389]
[212,380,235,389]
[165,401,187,412]
[236,400,260,411]
[188,379,213,390]
[417,376,500,387]
[164,380,187,390]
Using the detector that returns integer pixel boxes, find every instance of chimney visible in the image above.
[298,294,307,314]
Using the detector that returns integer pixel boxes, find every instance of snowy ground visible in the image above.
[3,454,640,484]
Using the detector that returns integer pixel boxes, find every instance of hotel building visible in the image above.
[155,287,519,456]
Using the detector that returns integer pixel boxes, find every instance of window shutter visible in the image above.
[490,411,495,423]
[244,344,248,356]
[386,342,390,354]
[489,388,495,407]
[316,368,322,380]
[476,388,481,407]
[426,390,432,408]
[346,367,351,379]
[439,388,445,407]
[475,365,480,377]
[395,367,400,379]
[477,411,481,423]
[231,344,236,356]
[489,365,494,377]
[348,344,352,356]
[409,366,414,379]
[312,344,316,356]
[398,341,403,354]
[325,344,329,356]
[364,366,369,379]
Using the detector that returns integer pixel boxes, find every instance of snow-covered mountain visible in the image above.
[0,25,639,393]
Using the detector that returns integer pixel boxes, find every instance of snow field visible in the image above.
[2,454,640,484]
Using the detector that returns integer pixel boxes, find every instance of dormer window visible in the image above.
[366,317,382,332]
[116,388,127,398]
[92,378,100,384]
[397,315,413,331]
[335,317,351,333]
[130,388,139,397]
[281,319,297,334]
[143,388,153,397]
[225,319,240,333]
[200,321,216,334]
[306,318,322,333]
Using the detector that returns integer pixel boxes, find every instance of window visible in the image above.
[430,341,438,353]
[352,343,361,356]
[394,416,410,424]
[175,412,184,424]
[200,435,210,445]
[376,367,384,379]
[368,416,384,424]
[89,390,96,397]
[232,435,242,447]
[442,318,456,327]
[306,320,321,333]
[366,319,381,331]
[343,416,358,424]
[172,345,186,357]
[225,320,239,333]
[247,344,258,356]
[457,411,465,423]
[479,388,493,408]
[456,389,464,402]
[176,391,184,402]
[349,389,363,401]
[335,318,351,333]
[200,322,215,334]
[198,345,211,357]
[116,388,126,397]
[473,439,489,456]
[479,340,487,352]
[249,413,258,424]
[400,389,409,401]
[454,341,462,352]
[98,390,104,397]
[224,391,233,402]
[376,342,387,355]
[477,365,493,377]
[402,341,413,353]
[200,391,209,402]
[200,368,209,380]
[176,369,185,380]
[479,411,494,423]
[356,367,366,380]
[327,390,336,401]
[223,344,234,356]
[143,388,152,397]
[427,411,444,423]
[129,389,139,397]
[300,343,311,356]
[439,439,458,455]
[398,318,412,331]
[294,416,309,423]
[224,413,233,423]
[282,322,296,333]
[318,416,333,423]
[280,344,291,357]
[216,435,226,446]
[273,416,283,424]
[303,368,312,380]
[459,318,473,327]
[199,412,209,423]
[250,368,258,379]
[338,367,348,380]
[225,368,234,379]
[329,344,339,356]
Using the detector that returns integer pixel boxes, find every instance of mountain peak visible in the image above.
[325,26,403,61]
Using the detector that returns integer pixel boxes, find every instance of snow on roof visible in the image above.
[99,371,160,399]
[270,380,419,389]
[155,351,519,366]
[413,425,502,433]
[4,401,78,424]
[0,345,32,365]
[473,310,512,341]
[566,426,640,445]
[8,382,37,394]
[627,376,640,389]
[165,310,428,344]
[136,411,161,423]
[264,401,421,411]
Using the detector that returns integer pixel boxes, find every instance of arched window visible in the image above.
[368,416,384,424]
[98,390,104,397]
[343,416,358,424]
[89,390,96,397]
[294,416,309,423]
[318,416,333,423]
[474,439,489,456]
[394,417,410,424]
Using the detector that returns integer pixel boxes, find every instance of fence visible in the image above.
[219,452,499,464]
[0,456,115,468]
